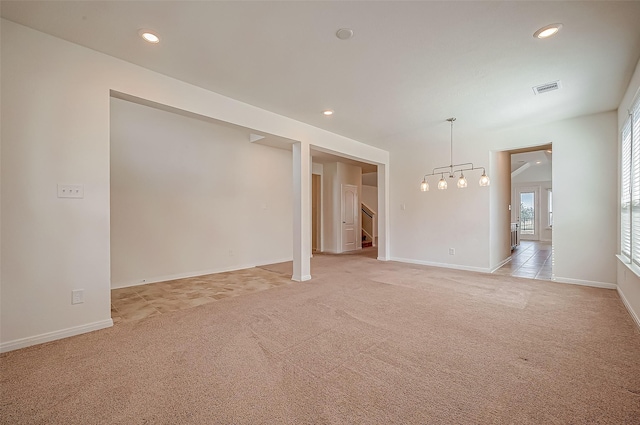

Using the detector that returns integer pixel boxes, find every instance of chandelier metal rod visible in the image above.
[449,117,454,169]
[423,163,486,179]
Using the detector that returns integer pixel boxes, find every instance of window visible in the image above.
[547,189,553,228]
[621,94,640,265]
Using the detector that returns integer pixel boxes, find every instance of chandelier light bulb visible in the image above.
[420,179,429,192]
[437,176,448,190]
[457,173,468,189]
[479,172,490,187]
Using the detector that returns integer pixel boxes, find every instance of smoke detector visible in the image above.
[532,80,562,95]
[336,28,354,40]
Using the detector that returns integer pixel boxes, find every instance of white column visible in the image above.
[377,163,390,260]
[292,141,312,281]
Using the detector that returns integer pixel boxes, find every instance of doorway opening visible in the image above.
[496,144,553,280]
[310,149,378,257]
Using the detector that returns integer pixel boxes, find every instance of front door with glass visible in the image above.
[517,188,538,241]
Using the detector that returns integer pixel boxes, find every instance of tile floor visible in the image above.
[111,267,291,324]
[494,240,553,280]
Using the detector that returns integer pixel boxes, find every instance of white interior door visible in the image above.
[517,187,539,241]
[341,184,358,252]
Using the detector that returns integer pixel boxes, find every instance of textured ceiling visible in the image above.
[3,1,640,150]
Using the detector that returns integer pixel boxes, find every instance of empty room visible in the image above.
[2,1,640,424]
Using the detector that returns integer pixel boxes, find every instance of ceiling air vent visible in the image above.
[532,80,561,95]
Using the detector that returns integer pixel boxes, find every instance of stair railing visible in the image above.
[361,202,376,246]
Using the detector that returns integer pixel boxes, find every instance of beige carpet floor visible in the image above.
[2,253,639,424]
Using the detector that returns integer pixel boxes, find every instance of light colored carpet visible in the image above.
[2,253,639,424]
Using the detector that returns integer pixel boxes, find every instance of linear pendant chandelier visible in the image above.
[420,117,490,191]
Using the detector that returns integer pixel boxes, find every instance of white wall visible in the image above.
[311,162,323,252]
[0,20,389,351]
[362,172,378,187]
[391,140,491,271]
[617,58,640,327]
[389,111,618,285]
[321,163,338,253]
[513,162,552,183]
[2,20,114,349]
[546,113,616,286]
[362,185,378,213]
[110,98,292,288]
[489,151,512,270]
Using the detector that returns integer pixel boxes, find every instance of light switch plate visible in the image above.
[72,289,84,304]
[58,184,84,198]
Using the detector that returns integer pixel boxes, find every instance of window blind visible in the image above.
[621,119,631,258]
[632,99,640,266]
[621,93,640,264]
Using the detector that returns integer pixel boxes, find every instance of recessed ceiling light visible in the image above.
[534,23,563,39]
[323,110,334,116]
[138,29,160,44]
[336,28,354,40]
[536,161,542,164]
[546,149,552,153]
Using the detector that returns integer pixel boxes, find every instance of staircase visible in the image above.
[361,203,376,248]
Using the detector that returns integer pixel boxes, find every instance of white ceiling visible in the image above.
[311,149,378,173]
[3,1,640,151]
[511,149,552,174]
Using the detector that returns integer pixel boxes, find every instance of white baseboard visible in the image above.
[389,258,619,289]
[390,257,490,273]
[0,319,113,353]
[490,256,512,273]
[617,285,640,330]
[551,276,617,290]
[260,258,294,267]
[111,258,293,289]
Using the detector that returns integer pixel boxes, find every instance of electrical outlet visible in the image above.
[72,289,84,304]
[58,184,84,198]
[449,248,455,255]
